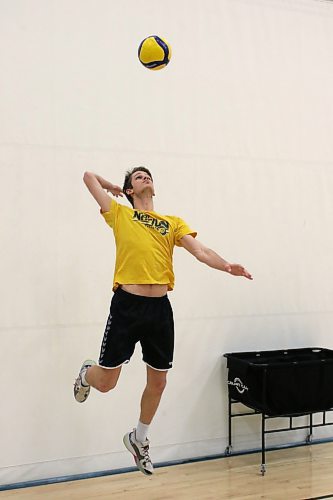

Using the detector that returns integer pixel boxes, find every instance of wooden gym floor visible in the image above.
[1,442,333,500]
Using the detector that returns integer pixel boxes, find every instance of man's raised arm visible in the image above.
[83,171,123,213]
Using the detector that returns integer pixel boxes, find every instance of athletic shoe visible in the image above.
[123,429,154,475]
[73,359,96,403]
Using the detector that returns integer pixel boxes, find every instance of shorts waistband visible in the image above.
[115,287,168,301]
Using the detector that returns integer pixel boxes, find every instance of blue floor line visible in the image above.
[1,436,333,492]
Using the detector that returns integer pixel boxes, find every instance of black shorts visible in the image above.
[98,287,174,371]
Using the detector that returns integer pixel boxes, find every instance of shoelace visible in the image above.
[141,445,151,465]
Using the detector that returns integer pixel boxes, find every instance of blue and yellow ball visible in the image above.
[138,35,172,71]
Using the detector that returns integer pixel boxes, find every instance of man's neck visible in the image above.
[133,197,154,212]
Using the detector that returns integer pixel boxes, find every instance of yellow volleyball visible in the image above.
[138,35,172,71]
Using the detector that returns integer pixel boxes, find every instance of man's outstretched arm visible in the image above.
[179,234,253,280]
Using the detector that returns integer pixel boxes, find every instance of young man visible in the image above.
[74,167,252,476]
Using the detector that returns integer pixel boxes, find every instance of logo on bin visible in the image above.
[228,377,248,394]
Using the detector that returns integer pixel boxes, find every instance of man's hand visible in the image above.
[107,184,123,198]
[227,263,253,280]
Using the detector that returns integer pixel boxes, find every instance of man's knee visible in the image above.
[147,374,167,394]
[96,371,119,393]
[97,380,117,393]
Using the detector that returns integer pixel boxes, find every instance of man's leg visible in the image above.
[139,366,167,424]
[86,365,122,393]
[74,363,122,403]
[123,366,167,475]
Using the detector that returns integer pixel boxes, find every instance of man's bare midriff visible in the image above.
[120,284,168,297]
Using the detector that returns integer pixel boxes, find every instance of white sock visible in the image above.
[135,421,150,442]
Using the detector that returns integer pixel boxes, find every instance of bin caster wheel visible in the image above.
[306,434,313,444]
[260,464,266,476]
[225,446,232,456]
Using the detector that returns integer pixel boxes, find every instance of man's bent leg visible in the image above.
[74,362,122,403]
[86,365,122,393]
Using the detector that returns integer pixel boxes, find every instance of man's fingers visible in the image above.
[230,264,253,280]
[244,270,253,280]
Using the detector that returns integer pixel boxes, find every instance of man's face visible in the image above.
[128,170,155,197]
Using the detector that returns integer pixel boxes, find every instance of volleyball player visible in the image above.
[74,167,252,475]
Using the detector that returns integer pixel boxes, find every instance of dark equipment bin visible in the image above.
[224,347,333,416]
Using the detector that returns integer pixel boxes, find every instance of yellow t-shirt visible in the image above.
[101,199,197,291]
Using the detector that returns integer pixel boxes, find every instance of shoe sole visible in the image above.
[123,434,153,476]
[74,381,90,403]
[73,360,96,403]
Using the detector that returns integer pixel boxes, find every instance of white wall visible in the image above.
[1,0,333,485]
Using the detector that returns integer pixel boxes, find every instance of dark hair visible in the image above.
[123,166,153,207]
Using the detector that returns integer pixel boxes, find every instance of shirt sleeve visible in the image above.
[100,199,118,228]
[174,217,197,246]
